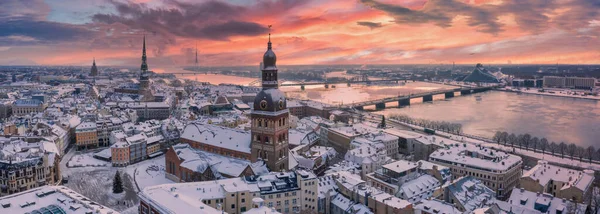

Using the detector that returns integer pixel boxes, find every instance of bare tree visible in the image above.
[531,137,539,153]
[508,134,517,148]
[576,146,586,162]
[549,142,557,155]
[540,138,548,154]
[559,142,567,158]
[586,146,596,163]
[567,143,577,160]
[517,134,524,149]
[501,132,509,145]
[493,131,502,145]
[522,134,531,151]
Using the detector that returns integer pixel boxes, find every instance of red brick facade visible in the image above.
[164,145,255,183]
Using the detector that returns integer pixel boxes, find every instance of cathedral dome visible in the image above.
[262,35,277,70]
[253,89,286,112]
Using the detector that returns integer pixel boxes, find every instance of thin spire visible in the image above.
[141,35,148,71]
[93,57,96,65]
[195,43,198,65]
[267,25,272,50]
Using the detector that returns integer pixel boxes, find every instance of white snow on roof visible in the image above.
[522,160,594,192]
[172,144,266,178]
[0,186,118,214]
[508,188,587,214]
[180,122,251,154]
[397,174,439,203]
[429,143,522,172]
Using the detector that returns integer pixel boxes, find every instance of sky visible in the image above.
[0,0,599,67]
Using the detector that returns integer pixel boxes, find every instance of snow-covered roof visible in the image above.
[429,143,522,172]
[397,174,440,203]
[522,160,594,192]
[180,122,251,154]
[139,170,315,214]
[414,199,460,214]
[172,144,266,178]
[508,188,587,214]
[446,176,495,212]
[0,186,118,214]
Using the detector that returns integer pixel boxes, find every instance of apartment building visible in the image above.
[520,160,594,203]
[543,76,596,89]
[138,170,318,214]
[0,140,60,197]
[75,122,98,150]
[428,143,522,199]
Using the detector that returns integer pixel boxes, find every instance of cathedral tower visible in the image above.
[251,33,289,171]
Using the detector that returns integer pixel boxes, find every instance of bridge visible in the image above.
[247,78,411,89]
[339,85,498,110]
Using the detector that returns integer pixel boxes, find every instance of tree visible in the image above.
[508,134,517,148]
[516,134,524,149]
[549,142,557,155]
[540,138,548,154]
[501,132,509,145]
[493,131,502,145]
[379,115,386,128]
[531,137,539,153]
[113,170,124,194]
[587,146,596,163]
[576,146,586,162]
[559,142,567,158]
[567,143,577,160]
[522,134,531,150]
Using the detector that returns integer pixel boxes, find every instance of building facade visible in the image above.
[250,34,289,172]
[428,144,522,199]
[75,122,98,150]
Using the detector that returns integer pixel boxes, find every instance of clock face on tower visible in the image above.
[260,100,268,110]
[278,100,284,110]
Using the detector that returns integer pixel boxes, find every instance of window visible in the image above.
[231,204,235,209]
[277,194,281,198]
[277,201,281,206]
[241,207,246,212]
[285,200,289,205]
[241,198,245,203]
[292,199,297,204]
[268,202,273,207]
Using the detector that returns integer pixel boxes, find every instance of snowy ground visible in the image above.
[67,152,109,167]
[124,156,174,191]
[498,87,600,100]
[61,149,174,213]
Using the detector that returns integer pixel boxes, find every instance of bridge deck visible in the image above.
[339,86,496,108]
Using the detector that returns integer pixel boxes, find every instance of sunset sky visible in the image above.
[1,0,600,67]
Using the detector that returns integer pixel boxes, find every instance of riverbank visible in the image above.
[386,117,600,171]
[496,87,600,100]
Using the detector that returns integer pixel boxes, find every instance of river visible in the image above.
[376,91,600,148]
[159,67,599,148]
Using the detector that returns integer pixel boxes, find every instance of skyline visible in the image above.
[1,0,600,67]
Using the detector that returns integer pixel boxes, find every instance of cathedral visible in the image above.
[250,33,290,171]
[114,36,154,102]
[90,58,98,76]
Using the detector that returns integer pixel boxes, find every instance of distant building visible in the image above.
[0,100,12,119]
[126,102,170,121]
[429,143,522,199]
[90,58,98,76]
[543,76,596,89]
[12,99,45,116]
[180,122,252,160]
[520,160,594,203]
[461,64,499,83]
[498,187,588,214]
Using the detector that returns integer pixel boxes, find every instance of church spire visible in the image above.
[141,35,148,71]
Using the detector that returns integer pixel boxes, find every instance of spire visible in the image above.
[195,43,198,65]
[93,57,96,66]
[141,35,148,71]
